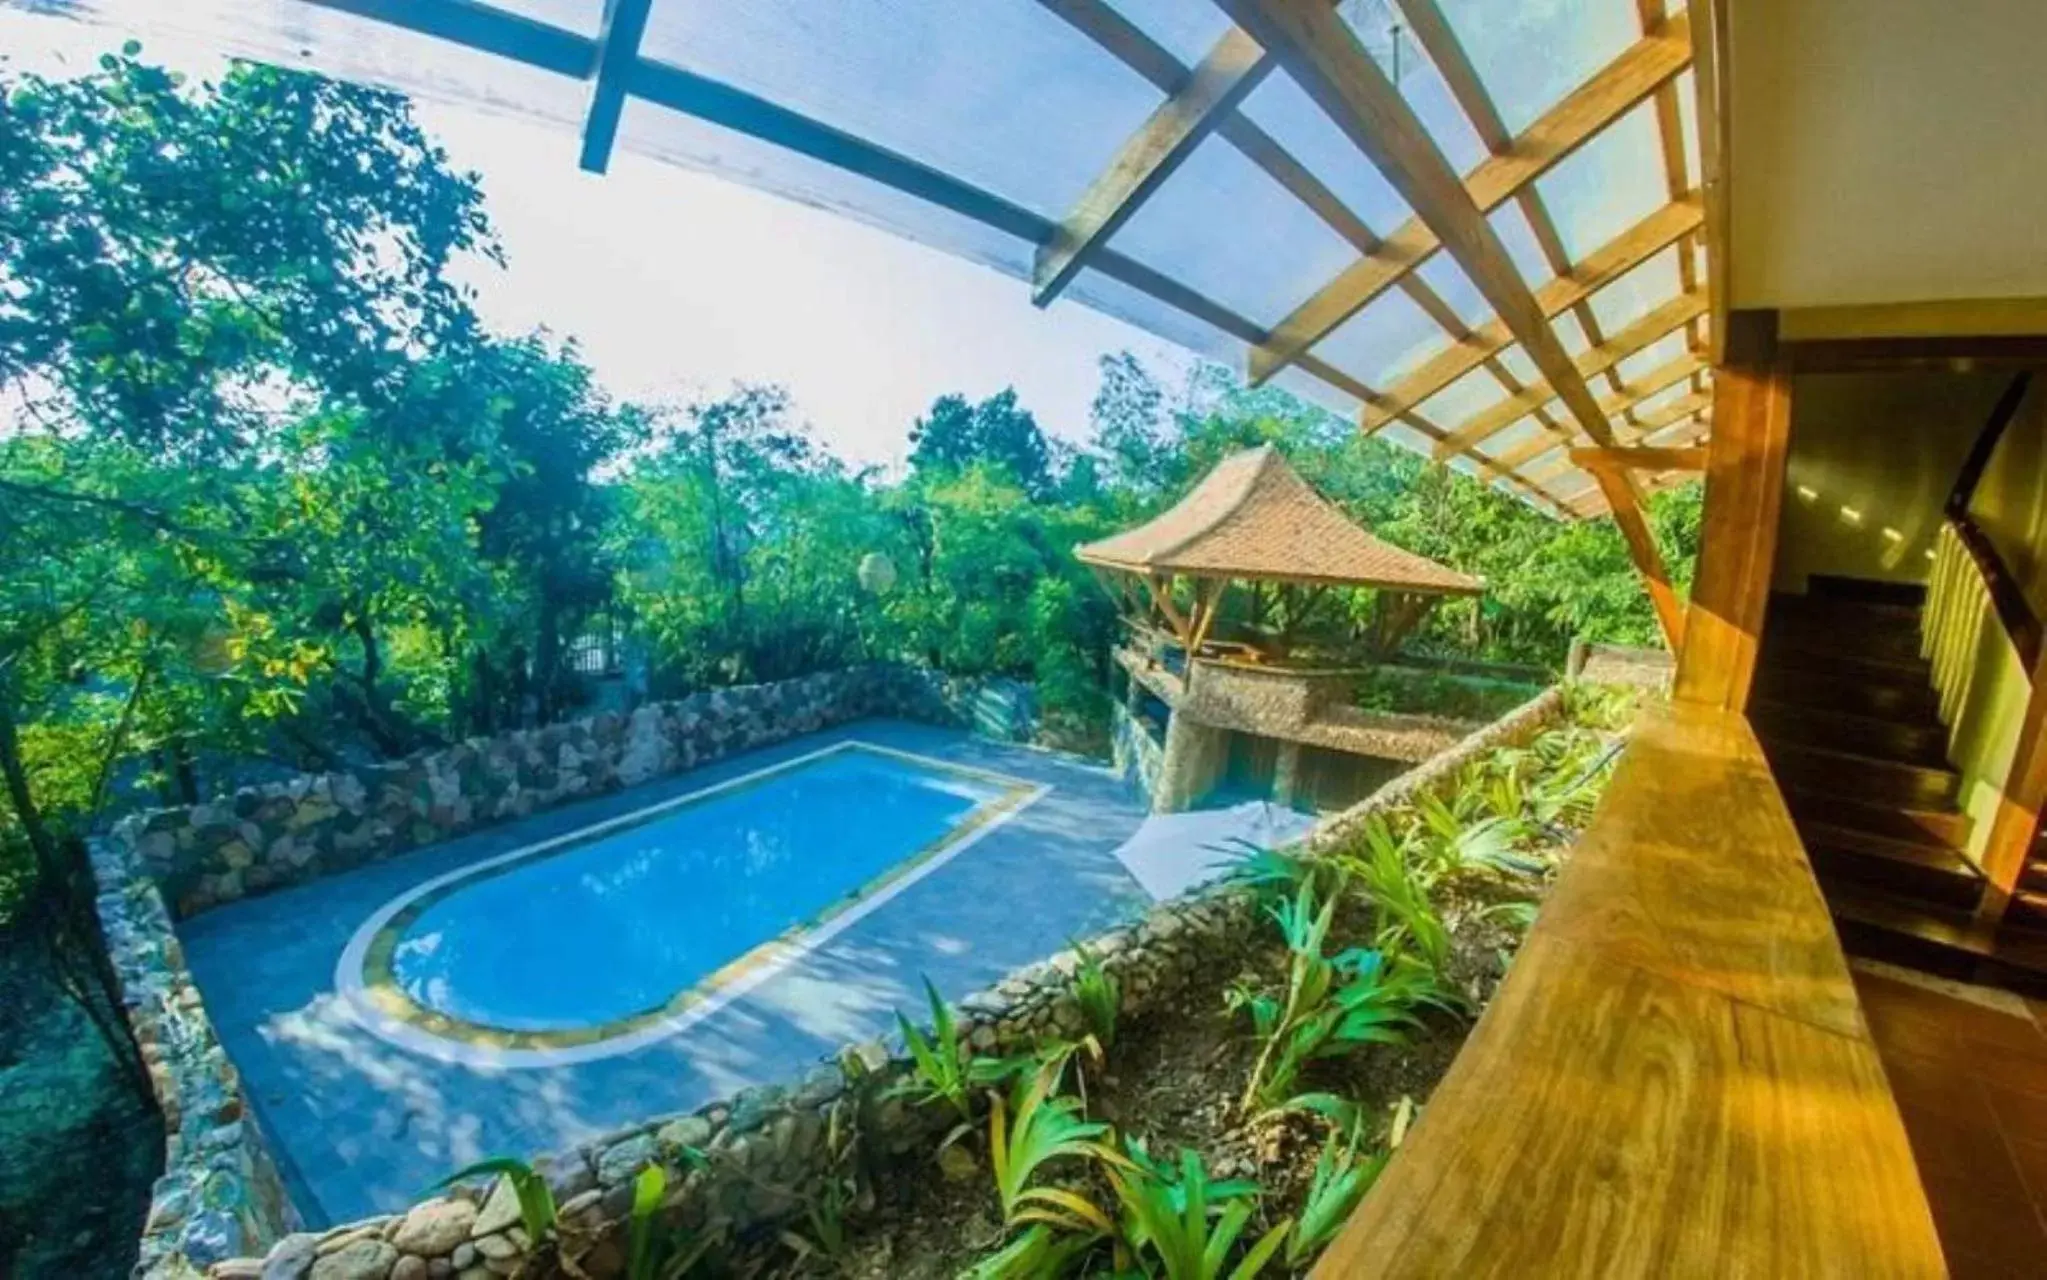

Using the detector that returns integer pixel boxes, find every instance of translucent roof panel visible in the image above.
[1616,330,1694,381]
[1483,418,1553,459]
[1531,103,1666,261]
[1494,344,1542,383]
[1334,4,1488,176]
[1489,200,1557,290]
[1102,0,1237,69]
[0,0,1710,518]
[615,97,1035,282]
[1419,365,1516,428]
[1438,0,1642,136]
[1112,136,1362,330]
[1238,73,1415,235]
[1587,246,1685,333]
[640,0,1164,217]
[1413,255,1492,330]
[493,0,602,36]
[1314,289,1453,390]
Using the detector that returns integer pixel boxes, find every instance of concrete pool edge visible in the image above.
[332,740,1050,1067]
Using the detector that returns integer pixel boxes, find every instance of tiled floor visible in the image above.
[179,718,1309,1226]
[1853,961,2047,1278]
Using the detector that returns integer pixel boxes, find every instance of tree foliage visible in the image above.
[0,51,1699,942]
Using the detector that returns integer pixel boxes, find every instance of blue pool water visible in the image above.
[381,746,1011,1032]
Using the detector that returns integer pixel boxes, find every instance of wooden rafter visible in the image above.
[1433,291,1709,459]
[1569,445,1709,472]
[1033,29,1272,305]
[1360,197,1702,432]
[578,0,653,173]
[1526,398,1708,485]
[1390,0,1628,398]
[1033,0,1581,514]
[1220,0,1684,647]
[1241,9,1693,384]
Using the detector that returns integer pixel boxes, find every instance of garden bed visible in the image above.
[777,693,1623,1279]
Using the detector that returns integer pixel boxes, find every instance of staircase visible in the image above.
[1750,577,2047,991]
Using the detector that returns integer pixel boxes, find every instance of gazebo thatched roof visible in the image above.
[1075,445,1481,595]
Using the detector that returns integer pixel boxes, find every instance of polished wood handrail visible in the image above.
[1947,372,2033,518]
[1943,373,2040,669]
[1312,703,1944,1277]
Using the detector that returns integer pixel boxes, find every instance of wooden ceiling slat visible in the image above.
[1220,0,1684,644]
[1361,197,1701,432]
[1432,291,1709,459]
[1033,29,1273,305]
[1242,10,1693,384]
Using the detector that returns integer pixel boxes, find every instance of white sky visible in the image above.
[424,101,1195,468]
[1,6,1195,469]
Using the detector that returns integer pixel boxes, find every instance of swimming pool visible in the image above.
[337,742,1044,1064]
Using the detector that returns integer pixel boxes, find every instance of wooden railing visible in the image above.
[1921,373,2044,918]
[1937,373,2040,670]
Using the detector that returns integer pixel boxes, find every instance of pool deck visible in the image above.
[179,718,1294,1224]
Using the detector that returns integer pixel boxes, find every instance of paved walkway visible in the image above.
[179,719,1285,1224]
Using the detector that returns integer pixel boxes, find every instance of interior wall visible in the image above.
[1772,373,2011,594]
[1728,0,2047,310]
[1970,381,2047,613]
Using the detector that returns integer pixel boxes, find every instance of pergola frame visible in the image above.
[245,0,1712,631]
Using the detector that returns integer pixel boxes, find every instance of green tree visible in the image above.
[908,388,1056,499]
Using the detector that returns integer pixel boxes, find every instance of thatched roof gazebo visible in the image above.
[1076,445,1481,664]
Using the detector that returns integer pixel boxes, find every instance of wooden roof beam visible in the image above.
[1033,28,1273,305]
[1485,355,1707,474]
[1241,8,1692,384]
[1569,445,1708,473]
[1361,197,1701,432]
[1432,290,1709,459]
[1222,0,1684,645]
[1390,0,1627,397]
[579,0,654,173]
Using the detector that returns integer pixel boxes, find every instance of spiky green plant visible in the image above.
[624,1164,721,1280]
[435,1156,556,1243]
[892,976,974,1122]
[1342,822,1457,982]
[988,1065,1120,1235]
[962,1223,1100,1280]
[1108,1145,1290,1280]
[1284,1126,1387,1268]
[1070,939,1121,1050]
[1219,839,1316,905]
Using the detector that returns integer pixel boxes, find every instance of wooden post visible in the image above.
[1674,309,1792,711]
[1597,470,1688,651]
[1978,647,2047,926]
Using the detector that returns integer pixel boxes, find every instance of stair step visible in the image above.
[1804,575,1927,607]
[1798,821,1983,908]
[1757,641,1932,686]
[1750,701,1950,767]
[2004,890,2047,933]
[1763,601,1926,665]
[1765,740,1961,808]
[1750,666,1943,721]
[2020,861,2047,895]
[1826,883,1992,979]
[1780,786,1972,847]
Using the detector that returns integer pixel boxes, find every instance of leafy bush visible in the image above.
[1070,939,1121,1051]
[1107,1144,1289,1280]
[987,1065,1117,1236]
[1352,666,1543,722]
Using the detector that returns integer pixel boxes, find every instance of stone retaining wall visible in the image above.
[123,679,1572,1279]
[90,838,298,1278]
